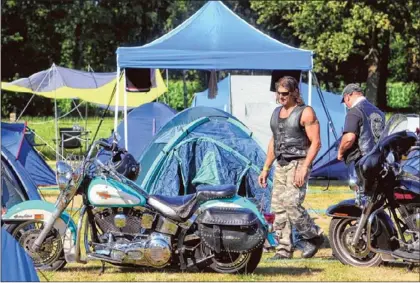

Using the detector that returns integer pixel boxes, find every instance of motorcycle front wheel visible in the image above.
[5,221,67,271]
[197,244,263,274]
[329,217,382,267]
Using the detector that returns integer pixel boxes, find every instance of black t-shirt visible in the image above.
[342,107,363,164]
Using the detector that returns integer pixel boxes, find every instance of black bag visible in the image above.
[196,207,266,253]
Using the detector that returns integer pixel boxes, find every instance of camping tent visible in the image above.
[1,122,56,187]
[99,102,177,161]
[1,228,39,282]
[1,146,41,208]
[136,106,273,212]
[192,75,346,157]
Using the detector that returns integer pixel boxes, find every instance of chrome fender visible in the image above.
[3,200,77,263]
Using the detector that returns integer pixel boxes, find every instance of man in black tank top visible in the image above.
[258,76,324,260]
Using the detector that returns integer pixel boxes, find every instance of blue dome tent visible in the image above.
[1,122,56,187]
[1,228,39,282]
[137,107,273,212]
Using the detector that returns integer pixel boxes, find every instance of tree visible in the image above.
[251,0,420,109]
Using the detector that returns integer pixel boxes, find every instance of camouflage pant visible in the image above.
[271,159,322,255]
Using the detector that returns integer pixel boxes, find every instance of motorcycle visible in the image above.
[327,114,420,267]
[2,139,277,273]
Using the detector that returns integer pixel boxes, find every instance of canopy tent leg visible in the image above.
[308,71,313,106]
[52,64,60,161]
[113,64,121,142]
[123,69,128,151]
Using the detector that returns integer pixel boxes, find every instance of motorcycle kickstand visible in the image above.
[406,263,414,272]
[99,260,106,275]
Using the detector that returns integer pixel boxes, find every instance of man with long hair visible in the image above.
[259,76,324,260]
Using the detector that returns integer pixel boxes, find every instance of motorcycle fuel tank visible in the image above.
[88,177,146,207]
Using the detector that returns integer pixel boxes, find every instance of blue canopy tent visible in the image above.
[116,1,313,71]
[137,107,273,212]
[1,228,39,282]
[1,122,56,187]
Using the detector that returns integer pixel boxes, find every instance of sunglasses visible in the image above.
[276,91,290,97]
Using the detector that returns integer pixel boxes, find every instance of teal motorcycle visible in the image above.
[2,139,276,273]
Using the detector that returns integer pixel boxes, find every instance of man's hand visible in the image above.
[337,152,343,161]
[258,170,269,188]
[294,165,308,187]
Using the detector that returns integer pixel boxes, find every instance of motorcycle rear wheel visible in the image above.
[197,244,263,274]
[329,217,382,267]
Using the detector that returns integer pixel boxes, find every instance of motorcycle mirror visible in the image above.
[386,151,395,164]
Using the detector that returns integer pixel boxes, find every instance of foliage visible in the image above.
[162,79,205,111]
[387,82,420,109]
[1,0,419,115]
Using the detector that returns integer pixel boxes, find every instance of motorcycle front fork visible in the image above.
[351,201,375,247]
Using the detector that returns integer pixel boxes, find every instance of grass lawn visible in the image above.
[13,116,116,160]
[37,186,420,282]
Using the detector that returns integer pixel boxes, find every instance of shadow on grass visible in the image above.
[255,266,323,275]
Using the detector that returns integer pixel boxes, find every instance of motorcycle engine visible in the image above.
[92,207,172,267]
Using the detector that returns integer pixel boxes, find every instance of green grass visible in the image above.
[9,116,116,160]
[37,186,420,282]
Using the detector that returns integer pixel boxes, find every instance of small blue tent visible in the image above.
[311,139,350,180]
[1,122,56,187]
[1,228,39,282]
[112,102,177,159]
[2,146,41,209]
[137,107,273,212]
[116,1,313,71]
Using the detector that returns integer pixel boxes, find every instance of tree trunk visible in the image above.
[377,31,390,110]
[365,29,379,106]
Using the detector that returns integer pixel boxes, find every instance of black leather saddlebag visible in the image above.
[196,207,266,253]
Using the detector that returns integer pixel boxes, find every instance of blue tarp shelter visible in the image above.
[1,122,56,187]
[137,107,273,212]
[1,228,39,282]
[310,139,349,180]
[116,1,313,71]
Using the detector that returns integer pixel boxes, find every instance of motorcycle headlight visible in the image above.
[56,161,73,190]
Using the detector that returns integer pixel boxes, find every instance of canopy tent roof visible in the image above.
[1,65,167,107]
[116,1,313,70]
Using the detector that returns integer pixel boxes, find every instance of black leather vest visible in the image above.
[345,99,385,163]
[270,105,310,161]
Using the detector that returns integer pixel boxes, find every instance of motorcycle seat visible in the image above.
[196,184,237,203]
[148,184,237,222]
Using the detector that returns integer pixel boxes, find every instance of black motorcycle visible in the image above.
[327,114,420,267]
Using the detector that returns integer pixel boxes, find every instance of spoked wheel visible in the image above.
[6,221,67,271]
[329,217,382,267]
[198,244,263,274]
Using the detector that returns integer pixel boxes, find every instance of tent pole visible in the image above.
[183,70,188,109]
[113,62,120,142]
[53,64,59,161]
[308,71,313,106]
[228,73,232,114]
[123,69,128,151]
[16,65,54,121]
